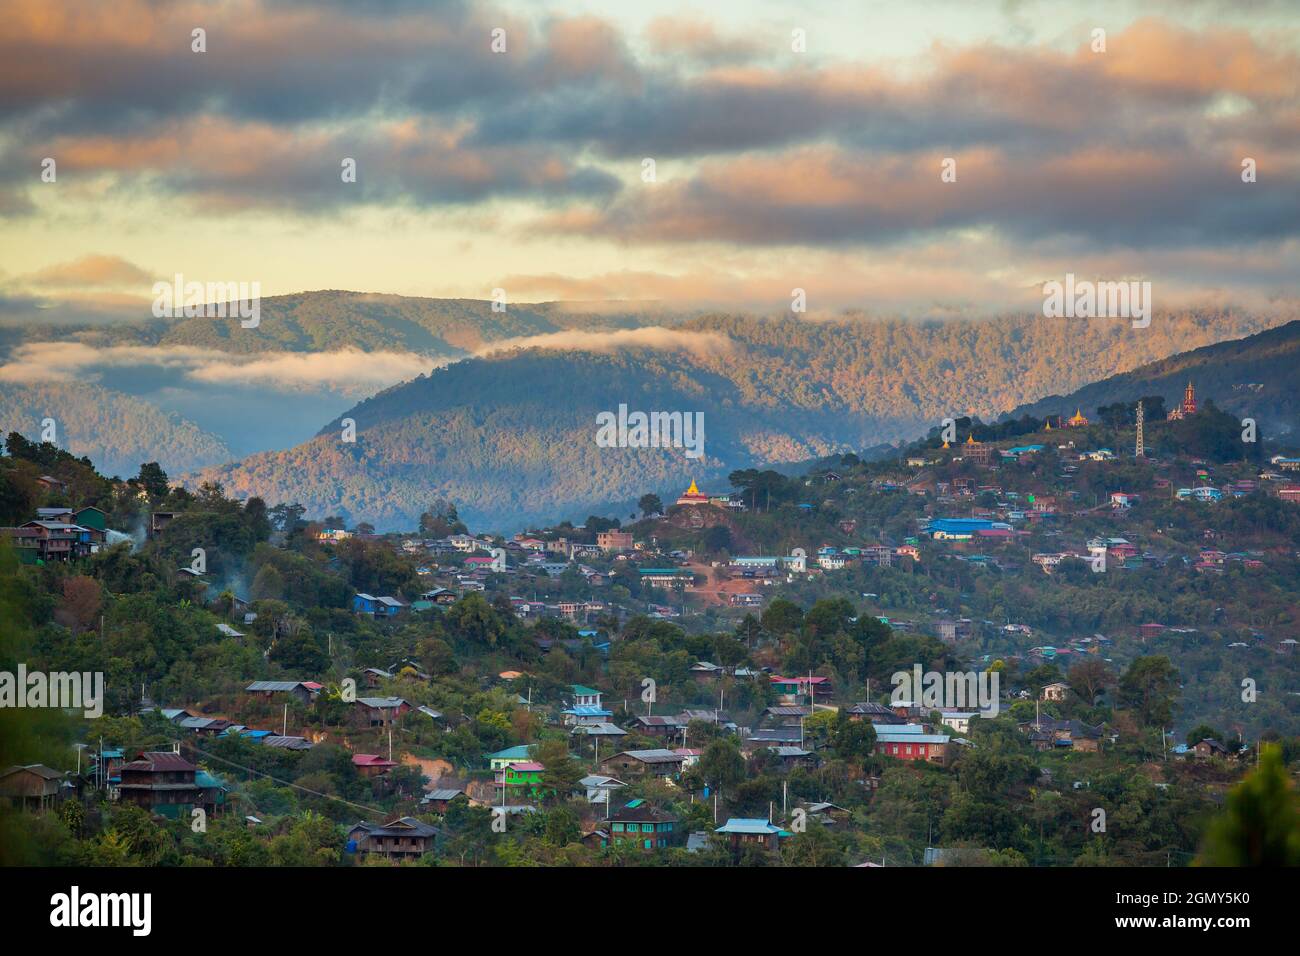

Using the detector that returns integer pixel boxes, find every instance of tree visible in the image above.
[534,738,582,799]
[734,613,762,647]
[783,820,845,867]
[1117,656,1179,727]
[638,494,663,517]
[1067,659,1112,705]
[268,502,307,533]
[133,462,169,501]
[56,575,101,635]
[701,524,732,554]
[446,592,506,647]
[833,714,877,762]
[251,564,286,601]
[699,739,745,792]
[761,598,804,636]
[269,626,328,673]
[1198,745,1300,866]
[543,806,580,846]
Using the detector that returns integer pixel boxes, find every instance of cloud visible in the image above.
[0,342,434,394]
[644,18,766,65]
[23,254,153,290]
[0,4,1297,310]
[6,115,619,213]
[473,326,734,360]
[529,142,1300,248]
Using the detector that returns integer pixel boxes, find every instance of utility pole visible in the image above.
[282,703,287,737]
[1135,400,1145,458]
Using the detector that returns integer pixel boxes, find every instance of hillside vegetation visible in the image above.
[197,309,1295,530]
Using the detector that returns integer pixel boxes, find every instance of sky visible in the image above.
[1,0,1298,319]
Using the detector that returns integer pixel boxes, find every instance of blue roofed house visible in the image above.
[563,703,614,726]
[924,518,1011,541]
[564,684,613,725]
[714,818,789,853]
[352,593,406,617]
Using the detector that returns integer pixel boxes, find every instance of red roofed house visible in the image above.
[352,754,398,777]
[117,750,203,818]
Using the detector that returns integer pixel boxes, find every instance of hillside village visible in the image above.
[2,381,1299,867]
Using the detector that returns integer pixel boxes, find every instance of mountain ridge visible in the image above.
[195,309,1296,531]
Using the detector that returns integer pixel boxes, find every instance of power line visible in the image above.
[172,737,389,819]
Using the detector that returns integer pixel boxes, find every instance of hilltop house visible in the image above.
[354,697,411,726]
[1041,682,1070,702]
[875,728,952,766]
[599,749,685,778]
[609,801,680,850]
[244,681,320,705]
[353,593,406,617]
[351,754,398,777]
[347,817,438,859]
[487,745,533,771]
[0,764,67,811]
[117,751,204,818]
[714,818,786,853]
[1020,718,1103,752]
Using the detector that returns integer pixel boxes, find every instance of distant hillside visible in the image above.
[4,291,695,357]
[197,308,1294,531]
[0,381,231,477]
[1002,319,1300,441]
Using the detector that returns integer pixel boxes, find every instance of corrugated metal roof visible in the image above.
[246,680,307,692]
[615,749,683,763]
[571,722,626,735]
[715,818,781,834]
[487,745,532,760]
[125,751,196,772]
[421,788,466,802]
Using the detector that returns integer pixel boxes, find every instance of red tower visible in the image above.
[1182,381,1196,417]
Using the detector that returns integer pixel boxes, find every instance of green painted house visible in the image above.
[497,761,548,797]
[487,745,533,771]
[74,507,107,531]
[609,800,680,850]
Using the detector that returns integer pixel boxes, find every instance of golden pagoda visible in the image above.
[675,479,710,506]
[1067,407,1089,427]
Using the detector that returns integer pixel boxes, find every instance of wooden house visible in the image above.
[347,817,438,859]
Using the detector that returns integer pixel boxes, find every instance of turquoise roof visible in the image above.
[487,745,532,760]
[716,818,782,834]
